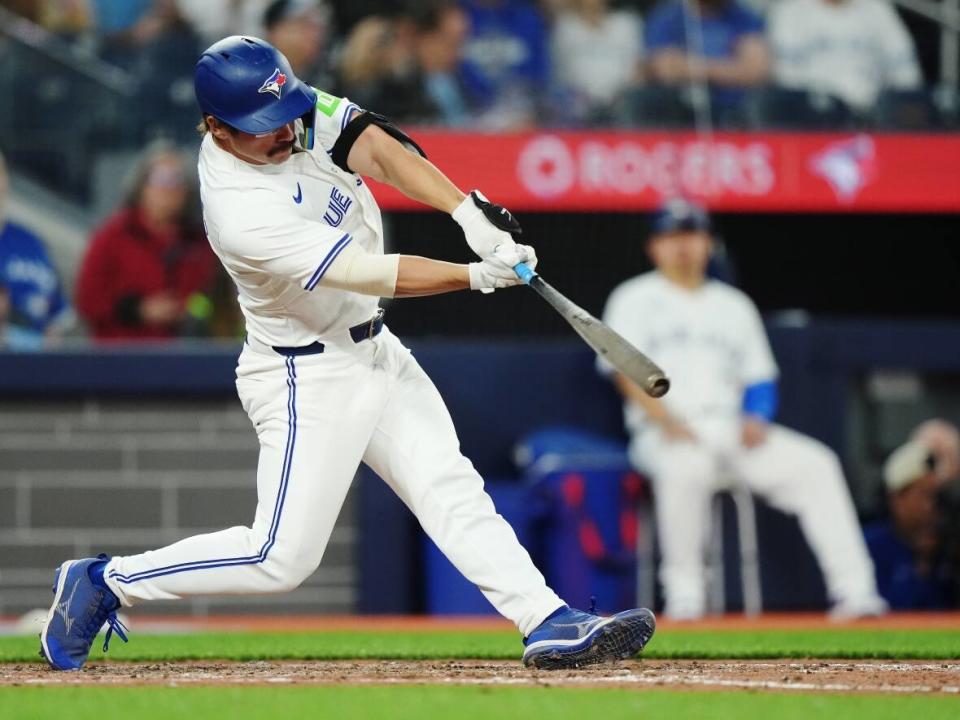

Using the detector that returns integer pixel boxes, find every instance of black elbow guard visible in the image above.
[330,111,427,174]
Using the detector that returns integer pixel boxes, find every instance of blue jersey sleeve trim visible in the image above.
[742,380,778,421]
[304,233,352,291]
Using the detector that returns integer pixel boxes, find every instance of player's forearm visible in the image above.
[319,246,505,298]
[394,256,469,298]
[348,126,465,213]
[377,152,466,214]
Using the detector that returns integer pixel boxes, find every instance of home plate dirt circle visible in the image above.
[3,660,959,694]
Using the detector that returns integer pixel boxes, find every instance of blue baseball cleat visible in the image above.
[522,605,656,669]
[39,555,128,671]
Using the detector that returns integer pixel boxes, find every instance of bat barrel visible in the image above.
[647,375,670,398]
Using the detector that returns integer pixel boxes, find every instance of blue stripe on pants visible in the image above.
[109,357,298,584]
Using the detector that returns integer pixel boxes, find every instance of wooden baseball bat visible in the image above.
[514,263,670,398]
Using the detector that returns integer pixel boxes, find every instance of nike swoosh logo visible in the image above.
[55,577,82,636]
[293,182,303,204]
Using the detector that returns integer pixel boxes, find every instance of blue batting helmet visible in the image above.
[651,198,710,236]
[194,36,317,137]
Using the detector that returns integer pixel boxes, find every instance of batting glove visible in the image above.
[469,243,538,292]
[453,190,522,260]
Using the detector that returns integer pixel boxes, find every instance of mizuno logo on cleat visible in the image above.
[55,578,81,635]
[550,619,601,634]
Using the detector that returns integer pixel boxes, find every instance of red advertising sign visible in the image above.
[367,131,960,212]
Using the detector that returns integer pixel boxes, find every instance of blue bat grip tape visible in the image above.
[513,263,537,284]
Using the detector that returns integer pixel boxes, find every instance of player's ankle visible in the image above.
[87,560,120,605]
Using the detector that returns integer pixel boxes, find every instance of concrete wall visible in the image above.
[0,399,356,616]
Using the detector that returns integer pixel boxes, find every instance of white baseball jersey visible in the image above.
[601,272,778,433]
[198,93,382,347]
[768,0,921,110]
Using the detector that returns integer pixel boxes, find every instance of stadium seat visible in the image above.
[707,484,763,617]
[0,35,135,202]
[615,86,698,129]
[873,87,959,131]
[744,86,855,130]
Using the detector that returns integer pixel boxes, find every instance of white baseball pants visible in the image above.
[104,328,563,636]
[630,421,879,616]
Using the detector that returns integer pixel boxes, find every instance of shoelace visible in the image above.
[101,614,129,653]
[81,589,129,654]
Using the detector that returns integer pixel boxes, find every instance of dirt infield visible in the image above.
[3,660,959,694]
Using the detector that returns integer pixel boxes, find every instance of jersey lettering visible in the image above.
[323,187,353,227]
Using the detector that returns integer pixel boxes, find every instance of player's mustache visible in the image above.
[268,139,295,155]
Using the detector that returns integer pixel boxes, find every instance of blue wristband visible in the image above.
[742,381,778,421]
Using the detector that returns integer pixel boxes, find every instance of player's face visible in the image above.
[648,229,711,280]
[211,120,297,166]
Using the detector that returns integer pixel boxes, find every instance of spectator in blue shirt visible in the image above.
[459,0,549,128]
[0,153,73,351]
[864,437,955,609]
[89,0,156,35]
[644,0,769,119]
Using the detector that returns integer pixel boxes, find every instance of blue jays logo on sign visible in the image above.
[258,68,287,99]
[323,187,353,227]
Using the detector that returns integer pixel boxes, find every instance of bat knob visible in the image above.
[647,376,670,398]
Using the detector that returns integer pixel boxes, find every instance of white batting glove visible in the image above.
[469,243,538,292]
[452,190,522,259]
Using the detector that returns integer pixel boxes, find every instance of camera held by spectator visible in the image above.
[864,420,960,609]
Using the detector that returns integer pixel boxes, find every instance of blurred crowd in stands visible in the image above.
[0,144,239,345]
[1,0,953,136]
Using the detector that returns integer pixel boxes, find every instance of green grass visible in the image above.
[6,686,960,720]
[3,627,959,663]
[4,686,960,720]
[6,630,959,719]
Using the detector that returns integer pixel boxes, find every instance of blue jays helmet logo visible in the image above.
[258,68,287,99]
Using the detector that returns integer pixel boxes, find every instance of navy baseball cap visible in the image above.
[651,198,710,236]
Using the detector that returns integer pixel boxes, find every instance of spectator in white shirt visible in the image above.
[551,0,643,119]
[174,0,272,45]
[768,0,922,111]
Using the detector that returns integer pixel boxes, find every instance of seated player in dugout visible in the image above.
[39,36,655,672]
[600,199,888,621]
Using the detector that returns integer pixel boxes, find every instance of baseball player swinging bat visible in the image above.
[37,38,659,675]
[513,262,670,398]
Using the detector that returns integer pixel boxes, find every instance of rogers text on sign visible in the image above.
[517,134,776,199]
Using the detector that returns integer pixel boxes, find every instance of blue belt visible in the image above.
[270,309,385,357]
[347,307,386,344]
